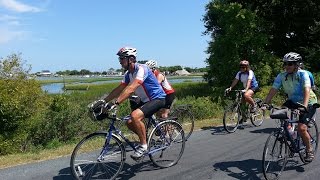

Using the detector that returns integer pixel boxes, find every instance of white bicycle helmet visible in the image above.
[116,47,137,57]
[283,52,302,62]
[239,60,249,66]
[145,60,158,69]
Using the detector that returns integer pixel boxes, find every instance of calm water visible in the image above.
[41,77,204,94]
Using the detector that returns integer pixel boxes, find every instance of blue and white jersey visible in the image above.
[121,63,166,103]
[302,70,315,88]
[235,70,259,89]
[272,69,317,104]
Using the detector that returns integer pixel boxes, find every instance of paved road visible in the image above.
[1,115,319,180]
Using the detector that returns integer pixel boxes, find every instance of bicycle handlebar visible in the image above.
[224,89,244,97]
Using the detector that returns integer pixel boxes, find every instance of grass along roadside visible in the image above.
[0,117,223,169]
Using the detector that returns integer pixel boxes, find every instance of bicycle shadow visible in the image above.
[119,160,162,179]
[201,123,258,135]
[284,158,306,173]
[53,167,73,180]
[201,125,228,135]
[53,160,161,180]
[250,127,276,134]
[213,158,263,180]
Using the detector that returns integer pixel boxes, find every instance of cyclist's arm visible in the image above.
[156,73,165,84]
[104,83,126,102]
[229,78,239,89]
[303,87,311,107]
[264,88,278,104]
[245,79,252,91]
[116,79,141,104]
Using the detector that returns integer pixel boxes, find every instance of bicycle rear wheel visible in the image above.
[262,130,288,180]
[148,120,185,168]
[299,119,319,164]
[70,132,125,180]
[223,103,240,133]
[169,106,194,140]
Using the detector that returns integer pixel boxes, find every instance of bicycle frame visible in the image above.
[274,108,314,154]
[229,90,250,118]
[97,114,172,160]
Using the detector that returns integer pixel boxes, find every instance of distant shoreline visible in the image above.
[36,74,204,84]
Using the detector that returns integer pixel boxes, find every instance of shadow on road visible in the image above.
[201,126,228,135]
[118,160,162,179]
[53,160,162,180]
[53,167,72,180]
[213,158,263,180]
[201,123,257,136]
[250,127,275,134]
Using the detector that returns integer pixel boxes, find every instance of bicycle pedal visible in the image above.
[289,152,295,158]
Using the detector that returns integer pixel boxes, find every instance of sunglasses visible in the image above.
[118,56,128,61]
[283,62,295,66]
[240,66,247,69]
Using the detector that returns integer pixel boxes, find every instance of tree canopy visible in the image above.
[203,0,320,88]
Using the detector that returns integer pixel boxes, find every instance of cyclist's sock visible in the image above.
[141,144,147,150]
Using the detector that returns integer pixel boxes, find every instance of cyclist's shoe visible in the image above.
[130,146,147,161]
[304,150,315,162]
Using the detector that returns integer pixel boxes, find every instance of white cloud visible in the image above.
[0,27,26,44]
[0,14,21,26]
[0,0,42,13]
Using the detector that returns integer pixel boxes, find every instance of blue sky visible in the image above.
[0,0,210,73]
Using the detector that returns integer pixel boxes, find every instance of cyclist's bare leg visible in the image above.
[244,89,255,107]
[159,108,170,118]
[298,123,312,152]
[127,109,147,145]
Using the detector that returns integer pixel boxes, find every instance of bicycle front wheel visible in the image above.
[251,98,265,126]
[223,103,240,133]
[262,130,288,180]
[170,107,194,140]
[148,120,185,168]
[299,119,319,164]
[70,132,125,180]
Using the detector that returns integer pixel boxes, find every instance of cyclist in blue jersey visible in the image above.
[225,60,260,113]
[103,47,166,160]
[264,52,318,162]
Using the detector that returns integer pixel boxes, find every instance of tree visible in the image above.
[79,69,91,75]
[203,1,281,87]
[225,0,320,71]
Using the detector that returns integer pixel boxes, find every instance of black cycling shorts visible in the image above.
[139,99,166,118]
[299,105,317,124]
[164,92,175,109]
[250,87,260,93]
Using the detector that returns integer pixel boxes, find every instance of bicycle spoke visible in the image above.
[262,131,288,180]
[70,133,125,180]
[148,120,185,168]
[223,104,240,133]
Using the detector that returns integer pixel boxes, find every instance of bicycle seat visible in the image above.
[312,103,320,109]
[270,108,289,119]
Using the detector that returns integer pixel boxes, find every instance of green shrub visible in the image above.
[0,54,48,155]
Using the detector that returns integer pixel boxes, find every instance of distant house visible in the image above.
[174,69,190,76]
[37,70,52,76]
[106,70,122,76]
